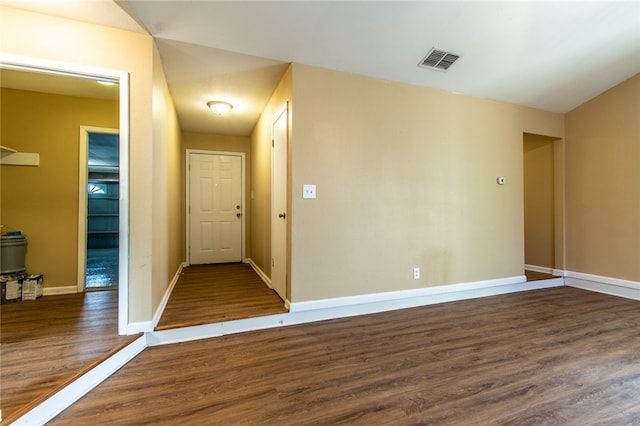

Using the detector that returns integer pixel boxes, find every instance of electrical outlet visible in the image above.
[413,267,420,280]
[303,184,316,199]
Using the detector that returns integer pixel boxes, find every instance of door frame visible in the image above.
[186,149,246,265]
[0,52,130,334]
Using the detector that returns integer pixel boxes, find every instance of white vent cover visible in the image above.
[418,48,460,71]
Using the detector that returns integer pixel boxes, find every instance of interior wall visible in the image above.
[0,88,118,287]
[523,133,556,269]
[180,131,252,262]
[565,73,640,282]
[1,5,157,323]
[151,42,182,313]
[290,63,564,303]
[250,65,293,279]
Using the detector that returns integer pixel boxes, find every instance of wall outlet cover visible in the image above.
[303,184,317,199]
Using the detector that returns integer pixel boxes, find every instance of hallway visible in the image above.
[155,263,288,330]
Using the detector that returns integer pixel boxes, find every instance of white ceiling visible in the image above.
[4,1,640,136]
[0,68,120,100]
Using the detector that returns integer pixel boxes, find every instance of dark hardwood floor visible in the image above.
[51,286,640,425]
[155,263,288,330]
[0,291,139,424]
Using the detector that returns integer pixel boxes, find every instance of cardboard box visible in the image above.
[1,276,22,304]
[21,275,44,301]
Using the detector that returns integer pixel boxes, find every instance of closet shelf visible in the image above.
[0,145,40,166]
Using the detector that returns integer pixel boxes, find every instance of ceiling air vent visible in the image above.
[418,48,460,72]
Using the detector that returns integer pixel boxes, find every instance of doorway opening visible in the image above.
[83,129,120,289]
[523,132,564,280]
[0,53,131,333]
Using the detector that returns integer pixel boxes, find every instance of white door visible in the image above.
[271,105,288,300]
[189,153,243,264]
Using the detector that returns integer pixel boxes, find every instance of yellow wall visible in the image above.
[250,65,293,285]
[565,73,640,281]
[180,131,252,261]
[523,133,556,269]
[1,88,118,286]
[289,64,563,302]
[151,43,182,313]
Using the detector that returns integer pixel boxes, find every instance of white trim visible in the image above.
[147,323,224,346]
[152,262,187,328]
[565,271,640,301]
[117,72,130,336]
[0,53,122,83]
[246,258,271,288]
[524,264,553,274]
[525,264,566,277]
[78,126,119,294]
[0,54,131,336]
[290,275,528,312]
[245,257,292,309]
[10,335,147,426]
[147,275,564,347]
[43,286,78,296]
[127,321,153,335]
[185,150,246,265]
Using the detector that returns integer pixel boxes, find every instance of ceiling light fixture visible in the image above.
[207,100,233,115]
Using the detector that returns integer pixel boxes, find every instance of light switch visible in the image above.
[303,184,316,199]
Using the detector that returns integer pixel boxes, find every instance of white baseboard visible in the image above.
[43,286,78,296]
[565,271,640,301]
[524,264,566,276]
[245,258,292,308]
[147,274,565,347]
[246,258,271,288]
[289,275,530,312]
[151,262,187,329]
[11,335,147,426]
[126,321,153,335]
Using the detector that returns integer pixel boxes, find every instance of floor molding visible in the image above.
[289,275,529,312]
[151,262,187,329]
[525,264,565,276]
[246,258,271,288]
[147,275,564,346]
[43,286,78,296]
[11,335,148,426]
[565,271,640,301]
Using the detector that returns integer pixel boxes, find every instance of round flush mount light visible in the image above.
[207,100,233,115]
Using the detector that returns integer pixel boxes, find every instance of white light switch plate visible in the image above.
[303,184,316,199]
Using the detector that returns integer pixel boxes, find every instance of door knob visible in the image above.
[236,213,242,218]
[278,212,286,219]
[236,205,241,210]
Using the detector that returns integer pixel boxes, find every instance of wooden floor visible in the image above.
[0,291,139,425]
[51,286,640,425]
[155,263,288,330]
